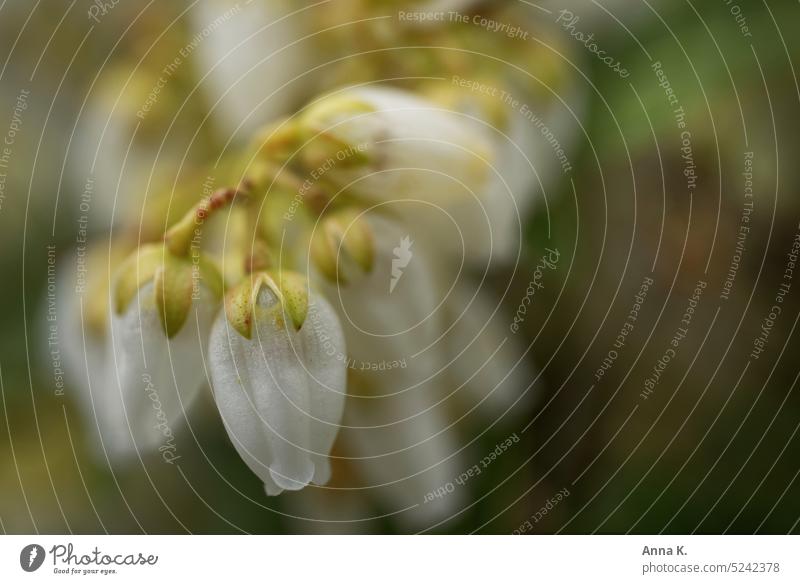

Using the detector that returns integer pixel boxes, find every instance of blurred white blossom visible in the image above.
[109,282,218,459]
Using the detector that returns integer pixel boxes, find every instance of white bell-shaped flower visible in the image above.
[110,282,218,459]
[209,286,346,495]
[313,214,442,373]
[192,0,315,136]
[295,85,562,268]
[296,86,494,210]
[311,213,465,527]
[49,251,131,461]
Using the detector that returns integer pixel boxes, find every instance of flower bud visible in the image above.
[209,286,347,495]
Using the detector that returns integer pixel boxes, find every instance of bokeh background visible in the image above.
[1,0,800,534]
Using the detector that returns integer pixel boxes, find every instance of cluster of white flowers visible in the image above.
[53,0,584,529]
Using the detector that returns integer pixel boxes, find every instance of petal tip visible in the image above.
[269,459,315,492]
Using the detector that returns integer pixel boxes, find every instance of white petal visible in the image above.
[208,319,278,489]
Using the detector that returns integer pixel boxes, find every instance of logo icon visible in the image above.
[390,236,413,294]
[20,544,45,572]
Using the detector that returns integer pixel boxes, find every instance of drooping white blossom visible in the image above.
[109,283,218,459]
[314,215,441,369]
[191,0,315,136]
[298,86,494,210]
[209,287,346,495]
[313,214,465,527]
[297,84,570,267]
[51,257,129,461]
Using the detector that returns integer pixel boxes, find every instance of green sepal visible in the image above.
[337,209,374,274]
[114,244,224,338]
[310,209,375,284]
[310,222,341,284]
[197,256,224,302]
[224,270,309,340]
[113,244,164,316]
[224,277,257,340]
[164,211,197,257]
[154,254,194,339]
[271,270,309,331]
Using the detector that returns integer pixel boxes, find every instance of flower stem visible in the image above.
[164,183,250,257]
